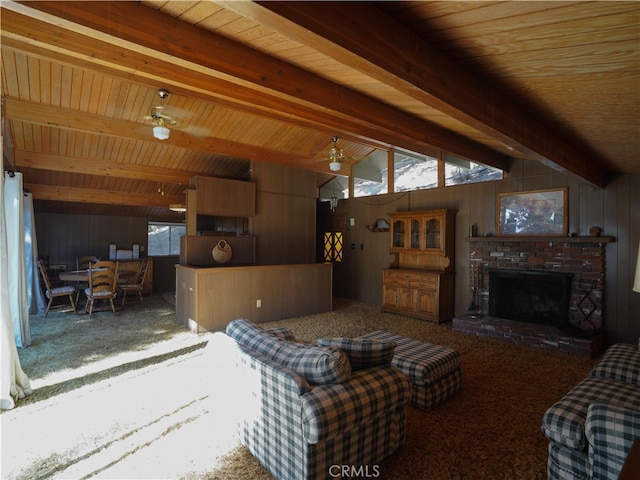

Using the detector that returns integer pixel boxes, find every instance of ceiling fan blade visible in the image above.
[300,157,328,165]
[179,125,212,138]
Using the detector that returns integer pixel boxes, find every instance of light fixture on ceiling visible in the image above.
[328,135,345,171]
[149,89,175,140]
[153,124,170,140]
[169,204,186,213]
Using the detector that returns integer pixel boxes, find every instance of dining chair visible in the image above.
[75,255,100,303]
[84,260,119,319]
[37,259,77,316]
[120,257,150,307]
[77,255,100,270]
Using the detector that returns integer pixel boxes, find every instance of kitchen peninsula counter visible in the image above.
[175,263,333,333]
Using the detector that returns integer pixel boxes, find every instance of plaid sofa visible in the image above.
[541,341,640,479]
[211,319,412,480]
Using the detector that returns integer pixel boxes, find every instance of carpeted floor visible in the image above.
[2,294,598,479]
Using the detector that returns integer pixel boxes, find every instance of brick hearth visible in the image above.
[452,315,603,358]
[453,236,613,358]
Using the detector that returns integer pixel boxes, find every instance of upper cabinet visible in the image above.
[190,176,256,217]
[388,209,456,272]
[183,176,257,266]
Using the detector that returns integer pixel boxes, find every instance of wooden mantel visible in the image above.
[465,236,615,244]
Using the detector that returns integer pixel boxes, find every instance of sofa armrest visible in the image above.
[300,365,412,444]
[589,343,640,386]
[208,331,311,395]
[586,402,640,480]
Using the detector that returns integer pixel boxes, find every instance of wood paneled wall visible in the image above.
[332,163,640,347]
[34,213,148,270]
[251,162,317,265]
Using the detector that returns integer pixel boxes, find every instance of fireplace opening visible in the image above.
[488,269,573,328]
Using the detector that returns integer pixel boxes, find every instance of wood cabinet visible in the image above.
[382,269,454,323]
[190,176,255,217]
[183,176,256,266]
[383,209,456,323]
[389,209,455,271]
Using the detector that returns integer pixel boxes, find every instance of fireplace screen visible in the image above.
[488,269,573,327]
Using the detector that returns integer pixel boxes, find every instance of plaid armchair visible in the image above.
[541,342,640,480]
[210,319,412,480]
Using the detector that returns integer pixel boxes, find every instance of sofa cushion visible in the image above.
[589,342,640,386]
[541,376,640,450]
[226,318,351,385]
[316,337,396,370]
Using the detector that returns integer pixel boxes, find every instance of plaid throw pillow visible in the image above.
[226,319,351,385]
[285,345,351,385]
[317,337,396,371]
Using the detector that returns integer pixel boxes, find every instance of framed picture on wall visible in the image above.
[496,187,568,236]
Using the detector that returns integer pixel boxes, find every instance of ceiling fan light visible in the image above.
[329,160,342,172]
[153,125,170,140]
[169,203,186,212]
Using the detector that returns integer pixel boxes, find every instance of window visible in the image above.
[353,150,388,197]
[148,222,185,256]
[323,232,343,263]
[444,153,503,186]
[320,148,504,199]
[394,151,438,192]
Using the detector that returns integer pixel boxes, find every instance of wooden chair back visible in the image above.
[37,258,77,316]
[87,261,118,295]
[37,258,53,292]
[77,255,100,271]
[120,258,150,307]
[135,257,150,286]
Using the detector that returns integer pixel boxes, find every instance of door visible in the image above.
[416,289,438,319]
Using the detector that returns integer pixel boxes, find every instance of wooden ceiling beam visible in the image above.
[226,1,608,187]
[4,98,308,168]
[25,183,183,207]
[5,1,510,171]
[14,150,194,185]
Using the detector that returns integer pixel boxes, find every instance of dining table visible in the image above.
[59,268,136,283]
[59,268,136,315]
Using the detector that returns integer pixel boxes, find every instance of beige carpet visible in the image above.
[2,295,597,479]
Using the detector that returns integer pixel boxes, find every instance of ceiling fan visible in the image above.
[328,135,346,171]
[143,89,213,140]
[301,135,351,172]
[144,89,178,140]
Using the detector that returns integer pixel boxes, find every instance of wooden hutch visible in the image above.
[382,209,456,323]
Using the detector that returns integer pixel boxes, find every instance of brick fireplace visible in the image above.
[453,236,613,357]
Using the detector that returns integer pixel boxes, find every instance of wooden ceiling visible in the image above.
[2,1,638,220]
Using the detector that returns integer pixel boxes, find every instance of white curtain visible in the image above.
[1,167,32,409]
[4,172,30,348]
[25,192,46,314]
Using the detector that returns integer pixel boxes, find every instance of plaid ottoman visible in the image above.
[360,331,462,411]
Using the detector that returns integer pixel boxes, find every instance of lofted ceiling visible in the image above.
[1,1,638,220]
